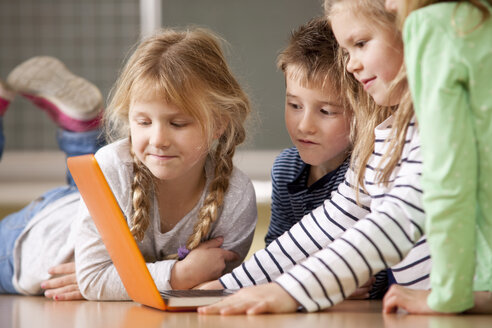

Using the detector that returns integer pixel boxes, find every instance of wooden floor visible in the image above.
[1,296,491,328]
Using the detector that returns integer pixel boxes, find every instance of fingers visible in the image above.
[197,301,225,315]
[44,283,83,301]
[382,286,434,314]
[382,292,399,313]
[47,262,76,275]
[198,236,224,249]
[198,297,253,315]
[198,288,256,315]
[41,273,77,290]
[195,237,238,262]
[347,276,375,299]
[360,276,376,288]
[42,262,84,301]
[347,287,370,300]
[53,290,83,301]
[382,285,405,313]
[198,284,299,315]
[221,250,239,262]
[247,301,271,315]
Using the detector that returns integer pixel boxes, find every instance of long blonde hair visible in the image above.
[104,28,251,256]
[324,0,412,193]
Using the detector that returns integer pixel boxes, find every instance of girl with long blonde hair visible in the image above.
[199,2,428,314]
[74,27,258,300]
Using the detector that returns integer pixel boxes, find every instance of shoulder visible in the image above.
[94,139,134,215]
[404,4,456,46]
[406,3,455,25]
[221,165,256,211]
[405,2,488,40]
[227,165,255,196]
[94,139,133,169]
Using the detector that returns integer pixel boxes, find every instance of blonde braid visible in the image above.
[185,134,236,251]
[129,140,154,242]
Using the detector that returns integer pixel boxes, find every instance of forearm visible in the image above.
[276,202,425,312]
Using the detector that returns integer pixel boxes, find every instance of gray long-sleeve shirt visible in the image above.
[75,139,257,300]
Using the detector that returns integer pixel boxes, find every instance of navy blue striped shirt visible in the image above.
[265,147,349,246]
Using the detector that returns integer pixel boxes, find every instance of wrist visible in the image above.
[170,260,192,289]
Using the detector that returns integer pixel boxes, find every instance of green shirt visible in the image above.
[404,2,492,313]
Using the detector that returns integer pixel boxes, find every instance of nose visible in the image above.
[149,124,170,148]
[298,110,316,134]
[346,54,362,74]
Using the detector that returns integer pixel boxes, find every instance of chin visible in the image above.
[298,154,319,166]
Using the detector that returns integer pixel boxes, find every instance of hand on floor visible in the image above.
[383,285,435,314]
[41,262,84,301]
[198,283,300,315]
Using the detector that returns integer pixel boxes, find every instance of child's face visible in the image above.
[330,6,403,106]
[129,99,209,183]
[284,75,351,173]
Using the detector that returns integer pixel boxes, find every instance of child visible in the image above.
[266,18,351,248]
[266,17,385,299]
[1,27,258,301]
[198,0,428,315]
[0,56,105,298]
[382,0,492,314]
[73,27,258,300]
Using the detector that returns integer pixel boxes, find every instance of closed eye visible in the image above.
[170,121,189,128]
[355,40,367,48]
[288,102,302,110]
[320,108,341,116]
[136,120,151,126]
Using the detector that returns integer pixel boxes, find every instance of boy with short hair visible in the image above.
[265,17,352,247]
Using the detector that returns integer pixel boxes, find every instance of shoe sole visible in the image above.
[6,56,103,123]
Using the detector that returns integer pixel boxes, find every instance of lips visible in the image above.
[361,77,376,90]
[149,154,176,160]
[298,139,318,146]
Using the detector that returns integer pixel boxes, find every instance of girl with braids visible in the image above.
[199,0,429,315]
[1,28,256,301]
[73,27,257,300]
[382,0,492,314]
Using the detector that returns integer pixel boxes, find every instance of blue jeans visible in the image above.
[0,128,104,293]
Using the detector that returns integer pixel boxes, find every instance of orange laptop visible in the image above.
[67,154,235,311]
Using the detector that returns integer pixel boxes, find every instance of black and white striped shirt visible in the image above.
[219,116,430,311]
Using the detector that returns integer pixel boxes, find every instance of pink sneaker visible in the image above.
[6,56,103,131]
[0,80,15,116]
